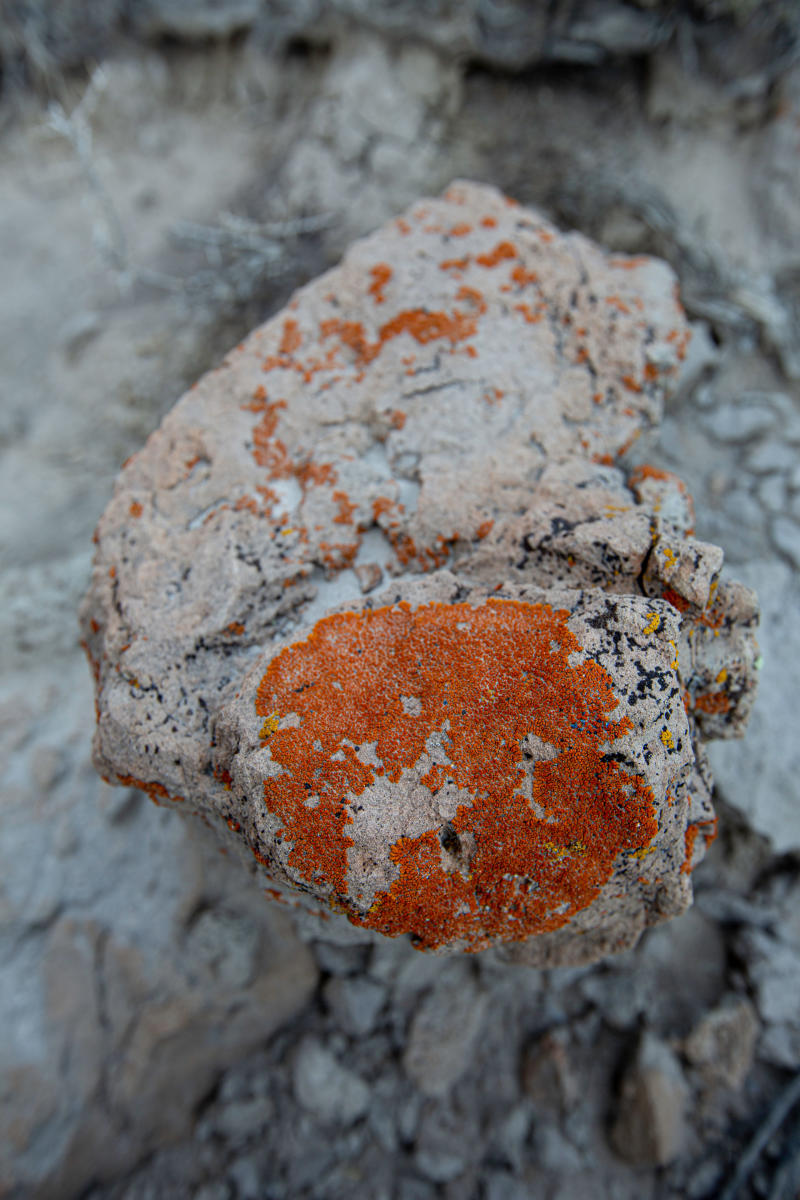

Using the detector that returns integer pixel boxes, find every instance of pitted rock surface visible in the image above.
[81,181,758,964]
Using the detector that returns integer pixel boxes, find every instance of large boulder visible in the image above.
[81,181,758,965]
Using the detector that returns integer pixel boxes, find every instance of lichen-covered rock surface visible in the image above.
[82,181,758,965]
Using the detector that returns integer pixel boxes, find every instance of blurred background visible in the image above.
[1,2,800,1197]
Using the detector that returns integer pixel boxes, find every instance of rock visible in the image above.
[402,962,487,1097]
[82,180,758,966]
[610,1033,689,1167]
[323,975,386,1036]
[772,515,800,568]
[414,1099,479,1182]
[736,928,800,1068]
[522,1028,578,1114]
[746,440,798,475]
[707,558,800,851]
[700,401,776,444]
[292,1038,371,1124]
[683,994,759,1090]
[131,0,261,41]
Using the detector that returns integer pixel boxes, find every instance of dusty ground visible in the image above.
[2,5,800,1199]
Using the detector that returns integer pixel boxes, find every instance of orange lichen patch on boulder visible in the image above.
[476,241,517,268]
[515,302,543,325]
[693,692,732,715]
[480,215,498,228]
[388,409,406,429]
[129,501,143,518]
[609,256,651,270]
[440,256,471,272]
[279,318,302,356]
[681,818,718,873]
[510,264,539,288]
[449,222,473,237]
[254,599,657,952]
[320,308,479,367]
[662,586,690,614]
[455,284,487,313]
[368,263,392,304]
[332,490,358,525]
[116,774,184,806]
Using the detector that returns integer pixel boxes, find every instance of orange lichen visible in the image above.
[279,318,302,356]
[227,621,246,636]
[476,241,517,268]
[449,222,473,236]
[662,586,690,614]
[332,490,358,525]
[681,818,718,874]
[116,774,184,806]
[388,409,406,430]
[254,599,656,952]
[320,308,477,366]
[129,501,143,518]
[455,284,487,313]
[480,216,498,228]
[440,256,471,272]
[510,264,539,287]
[515,302,542,324]
[368,263,392,304]
[693,692,732,715]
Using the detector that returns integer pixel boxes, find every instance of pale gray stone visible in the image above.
[324,976,386,1037]
[610,1033,689,1167]
[772,515,800,567]
[700,401,776,444]
[292,1038,371,1124]
[403,963,487,1097]
[746,440,799,475]
[683,994,759,1090]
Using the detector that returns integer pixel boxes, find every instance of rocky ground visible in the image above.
[1,4,800,1198]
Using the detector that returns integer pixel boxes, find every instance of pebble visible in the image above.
[323,976,386,1037]
[757,473,787,513]
[771,515,800,567]
[683,994,759,1089]
[610,1033,689,1167]
[312,941,372,976]
[745,440,799,475]
[292,1038,371,1124]
[700,402,776,444]
[402,965,487,1097]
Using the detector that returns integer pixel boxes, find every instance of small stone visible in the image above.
[610,1033,689,1167]
[757,474,787,514]
[354,562,383,593]
[522,1028,578,1114]
[323,976,386,1037]
[700,401,776,444]
[292,1038,370,1124]
[683,994,759,1090]
[403,964,487,1097]
[227,1157,261,1200]
[312,941,372,977]
[771,515,800,567]
[746,440,799,475]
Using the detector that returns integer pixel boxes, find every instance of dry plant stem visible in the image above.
[43,69,329,300]
[719,1071,800,1200]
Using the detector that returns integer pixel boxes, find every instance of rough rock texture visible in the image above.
[82,181,758,966]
